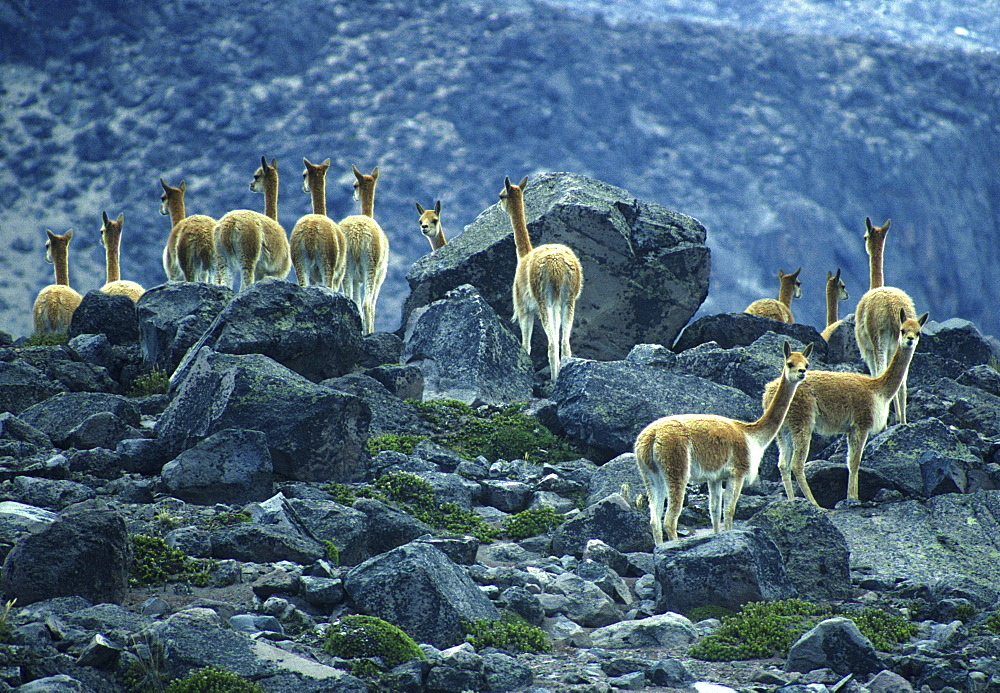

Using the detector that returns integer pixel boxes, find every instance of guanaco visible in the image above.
[745,268,802,323]
[819,268,849,340]
[416,200,446,251]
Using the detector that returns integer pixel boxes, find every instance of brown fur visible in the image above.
[290,158,347,290]
[214,157,291,290]
[416,200,446,251]
[636,342,812,543]
[819,268,849,340]
[32,229,83,334]
[99,211,145,302]
[159,178,217,283]
[339,165,389,333]
[499,175,583,381]
[863,217,891,290]
[745,267,801,323]
[765,311,927,504]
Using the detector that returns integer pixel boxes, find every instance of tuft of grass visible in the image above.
[23,332,69,347]
[686,604,736,623]
[201,510,250,530]
[503,507,564,540]
[689,599,831,661]
[322,540,340,566]
[462,612,551,653]
[851,608,918,650]
[985,612,1000,634]
[325,482,357,505]
[374,471,436,508]
[163,666,266,692]
[373,472,499,542]
[154,509,182,530]
[130,535,217,588]
[128,369,170,397]
[323,615,425,668]
[366,433,427,456]
[0,599,16,644]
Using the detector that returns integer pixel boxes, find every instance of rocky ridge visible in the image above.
[0,176,999,692]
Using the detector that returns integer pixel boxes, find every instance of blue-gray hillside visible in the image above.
[1,0,998,341]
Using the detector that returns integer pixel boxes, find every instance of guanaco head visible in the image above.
[899,310,929,351]
[415,200,442,242]
[779,267,803,299]
[250,156,278,193]
[302,157,331,194]
[159,178,184,216]
[827,268,848,301]
[100,211,124,250]
[864,217,891,257]
[44,228,73,264]
[782,340,812,384]
[351,164,379,202]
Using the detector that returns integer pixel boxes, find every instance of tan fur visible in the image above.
[854,215,916,423]
[744,267,801,323]
[339,165,389,333]
[159,178,217,283]
[290,158,347,290]
[214,157,291,290]
[32,229,83,334]
[766,312,927,504]
[99,211,145,302]
[416,200,446,251]
[819,268,849,340]
[636,342,812,543]
[499,175,583,381]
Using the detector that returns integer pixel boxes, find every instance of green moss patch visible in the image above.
[130,535,217,587]
[462,612,551,653]
[323,615,425,668]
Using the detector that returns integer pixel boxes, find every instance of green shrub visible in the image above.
[323,615,425,668]
[374,471,436,509]
[202,510,250,530]
[985,612,1000,634]
[852,608,918,650]
[686,604,736,623]
[322,540,341,566]
[23,332,68,347]
[131,535,217,587]
[689,599,830,661]
[325,482,357,505]
[952,602,978,624]
[164,666,265,693]
[462,612,551,653]
[128,369,170,397]
[366,433,427,456]
[415,502,500,543]
[503,507,564,539]
[0,599,15,644]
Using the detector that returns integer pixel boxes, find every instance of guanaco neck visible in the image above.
[826,282,840,327]
[166,193,185,226]
[747,370,801,441]
[872,342,916,399]
[103,225,122,284]
[51,239,71,286]
[307,170,327,217]
[506,190,533,260]
[358,180,376,218]
[428,226,446,250]
[264,168,279,221]
[777,280,796,308]
[867,237,885,290]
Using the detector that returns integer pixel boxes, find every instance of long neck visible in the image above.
[264,173,279,221]
[105,232,121,283]
[309,175,326,216]
[826,285,839,327]
[429,227,446,250]
[747,373,800,443]
[359,184,375,218]
[52,244,71,286]
[869,241,885,289]
[873,343,915,399]
[507,194,533,259]
[168,195,186,226]
[777,282,795,308]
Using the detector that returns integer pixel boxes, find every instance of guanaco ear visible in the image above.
[918,312,929,326]
[415,202,426,214]
[883,219,891,230]
[802,342,814,358]
[370,166,379,180]
[160,178,170,191]
[899,308,907,324]
[261,156,268,169]
[102,211,110,225]
[502,176,513,196]
[116,212,124,226]
[518,175,528,190]
[434,200,441,214]
[179,180,186,192]
[46,229,57,241]
[303,157,312,167]
[269,158,277,169]
[782,341,791,358]
[865,216,874,233]
[321,158,331,167]
[790,267,802,279]
[352,164,363,180]
[834,267,841,281]
[64,228,73,240]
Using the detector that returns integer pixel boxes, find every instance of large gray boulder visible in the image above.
[253,493,369,567]
[785,617,883,677]
[344,541,500,648]
[672,312,825,356]
[320,373,430,437]
[827,490,1000,590]
[652,528,797,613]
[0,360,68,415]
[18,392,141,449]
[68,290,140,345]
[551,493,654,557]
[401,284,534,405]
[551,357,757,461]
[160,428,274,505]
[1,505,132,606]
[171,278,363,385]
[918,318,999,369]
[403,172,710,366]
[136,282,233,374]
[155,348,371,482]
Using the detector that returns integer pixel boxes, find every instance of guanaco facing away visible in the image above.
[415,200,446,251]
[159,178,216,283]
[765,310,928,506]
[339,165,389,334]
[745,267,802,323]
[819,268,849,340]
[98,211,145,302]
[635,341,812,544]
[499,175,583,381]
[290,157,346,290]
[32,229,83,335]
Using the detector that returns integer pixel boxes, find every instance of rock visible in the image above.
[210,522,326,565]
[9,477,97,511]
[136,282,233,374]
[672,312,825,357]
[0,359,68,415]
[403,172,710,366]
[785,616,883,677]
[919,318,998,369]
[827,490,1000,590]
[653,528,797,613]
[823,314,864,365]
[497,585,545,626]
[483,651,534,692]
[586,453,647,507]
[748,499,853,600]
[64,335,132,388]
[589,612,697,649]
[551,494,654,557]
[480,478,532,513]
[345,541,500,648]
[320,372,430,437]
[170,278,362,384]
[364,363,424,400]
[160,428,274,506]
[0,412,53,457]
[358,331,403,369]
[155,348,370,482]
[866,670,916,693]
[255,495,369,567]
[68,290,140,345]
[1,506,132,606]
[351,498,435,559]
[542,571,624,627]
[17,392,140,449]
[401,284,534,405]
[552,357,757,461]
